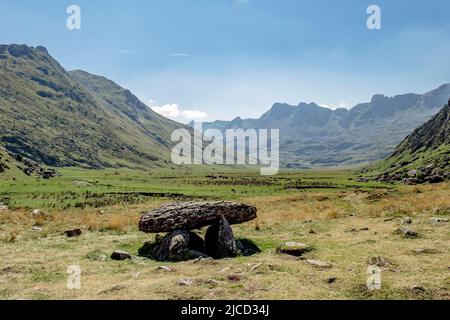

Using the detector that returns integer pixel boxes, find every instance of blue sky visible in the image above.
[1,0,449,122]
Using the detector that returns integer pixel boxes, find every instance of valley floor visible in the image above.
[0,169,449,300]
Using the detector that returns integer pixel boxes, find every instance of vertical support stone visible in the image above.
[205,216,237,259]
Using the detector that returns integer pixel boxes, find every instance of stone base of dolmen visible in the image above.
[138,216,261,262]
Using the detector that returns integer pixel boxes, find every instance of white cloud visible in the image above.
[338,101,348,108]
[171,53,190,57]
[151,103,208,120]
[182,110,208,119]
[115,49,133,54]
[151,104,181,118]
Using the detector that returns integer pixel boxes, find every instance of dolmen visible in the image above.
[138,201,260,261]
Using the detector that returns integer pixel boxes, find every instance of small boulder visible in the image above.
[111,250,132,261]
[395,226,418,238]
[64,229,82,238]
[235,238,261,256]
[157,266,174,272]
[368,256,391,267]
[276,242,313,257]
[177,279,194,286]
[0,203,8,211]
[402,217,413,225]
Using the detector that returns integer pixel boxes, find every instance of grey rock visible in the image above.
[139,201,257,233]
[177,278,194,286]
[402,217,413,225]
[428,217,449,225]
[396,226,418,238]
[157,266,174,272]
[306,259,332,268]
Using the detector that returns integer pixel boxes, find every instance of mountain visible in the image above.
[368,100,450,184]
[200,84,450,168]
[0,44,184,169]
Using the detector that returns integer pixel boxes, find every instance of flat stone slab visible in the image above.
[139,201,257,233]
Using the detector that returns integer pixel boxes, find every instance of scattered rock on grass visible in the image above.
[235,238,261,256]
[368,256,391,267]
[227,274,241,282]
[157,266,175,272]
[414,248,438,255]
[276,242,313,257]
[111,250,132,261]
[306,259,332,269]
[327,277,337,284]
[0,203,8,210]
[402,217,413,225]
[177,279,194,286]
[64,229,82,238]
[395,226,418,238]
[428,217,449,225]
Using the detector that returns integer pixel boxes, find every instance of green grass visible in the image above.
[0,166,391,210]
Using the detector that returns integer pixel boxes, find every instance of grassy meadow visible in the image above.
[0,167,449,300]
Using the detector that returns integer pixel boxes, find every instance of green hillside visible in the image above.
[367,101,450,183]
[0,44,184,169]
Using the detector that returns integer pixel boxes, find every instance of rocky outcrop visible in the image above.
[371,100,450,184]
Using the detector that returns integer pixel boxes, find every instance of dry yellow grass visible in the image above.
[0,183,449,300]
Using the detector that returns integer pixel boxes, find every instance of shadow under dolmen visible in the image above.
[137,201,261,261]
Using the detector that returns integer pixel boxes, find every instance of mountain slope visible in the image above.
[368,100,450,183]
[0,44,183,168]
[201,84,450,168]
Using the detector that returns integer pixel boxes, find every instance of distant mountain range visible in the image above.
[1,44,449,171]
[0,44,185,169]
[200,84,450,168]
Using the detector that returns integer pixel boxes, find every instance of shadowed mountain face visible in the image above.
[200,84,450,168]
[0,44,184,169]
